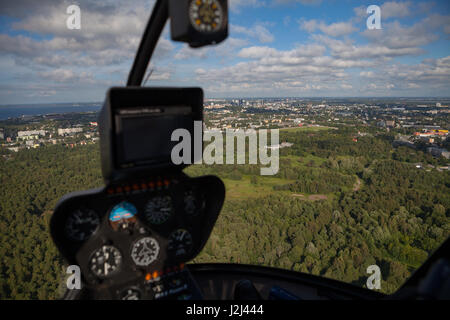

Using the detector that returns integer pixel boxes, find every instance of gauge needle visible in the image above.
[142,242,152,253]
[104,262,109,275]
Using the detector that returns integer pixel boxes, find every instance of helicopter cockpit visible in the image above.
[48,0,450,301]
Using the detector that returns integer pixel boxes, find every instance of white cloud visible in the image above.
[275,0,322,5]
[354,1,412,20]
[38,69,94,83]
[229,0,265,13]
[238,44,326,60]
[361,18,447,49]
[174,37,248,60]
[231,24,275,43]
[381,1,412,19]
[314,35,424,60]
[299,19,357,37]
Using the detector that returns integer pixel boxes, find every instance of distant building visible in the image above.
[0,130,4,140]
[376,120,386,128]
[414,130,449,137]
[386,120,395,128]
[58,128,83,136]
[17,130,46,140]
[427,147,450,159]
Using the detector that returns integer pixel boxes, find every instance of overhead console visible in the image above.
[50,87,225,300]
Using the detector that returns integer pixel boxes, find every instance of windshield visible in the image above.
[0,0,449,299]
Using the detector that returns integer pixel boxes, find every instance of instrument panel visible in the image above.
[50,174,225,300]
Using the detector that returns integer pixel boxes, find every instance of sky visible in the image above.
[0,0,449,104]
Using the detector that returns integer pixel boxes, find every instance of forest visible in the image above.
[0,126,449,298]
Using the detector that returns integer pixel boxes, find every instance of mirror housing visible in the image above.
[169,0,228,48]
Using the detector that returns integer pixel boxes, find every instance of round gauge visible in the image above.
[89,245,122,278]
[65,208,100,241]
[144,195,173,225]
[184,189,205,217]
[120,288,141,300]
[131,237,160,266]
[109,201,137,232]
[189,0,223,33]
[168,229,193,258]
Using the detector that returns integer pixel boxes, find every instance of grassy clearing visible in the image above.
[222,175,294,200]
[282,154,327,168]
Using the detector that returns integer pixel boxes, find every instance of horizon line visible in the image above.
[2,97,450,107]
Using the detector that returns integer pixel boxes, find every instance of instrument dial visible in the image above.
[131,237,160,266]
[189,0,223,33]
[65,208,100,241]
[109,201,137,232]
[144,195,173,225]
[89,245,122,278]
[168,229,193,258]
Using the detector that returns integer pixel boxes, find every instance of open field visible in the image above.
[222,175,294,200]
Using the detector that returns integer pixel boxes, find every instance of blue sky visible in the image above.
[0,0,449,104]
